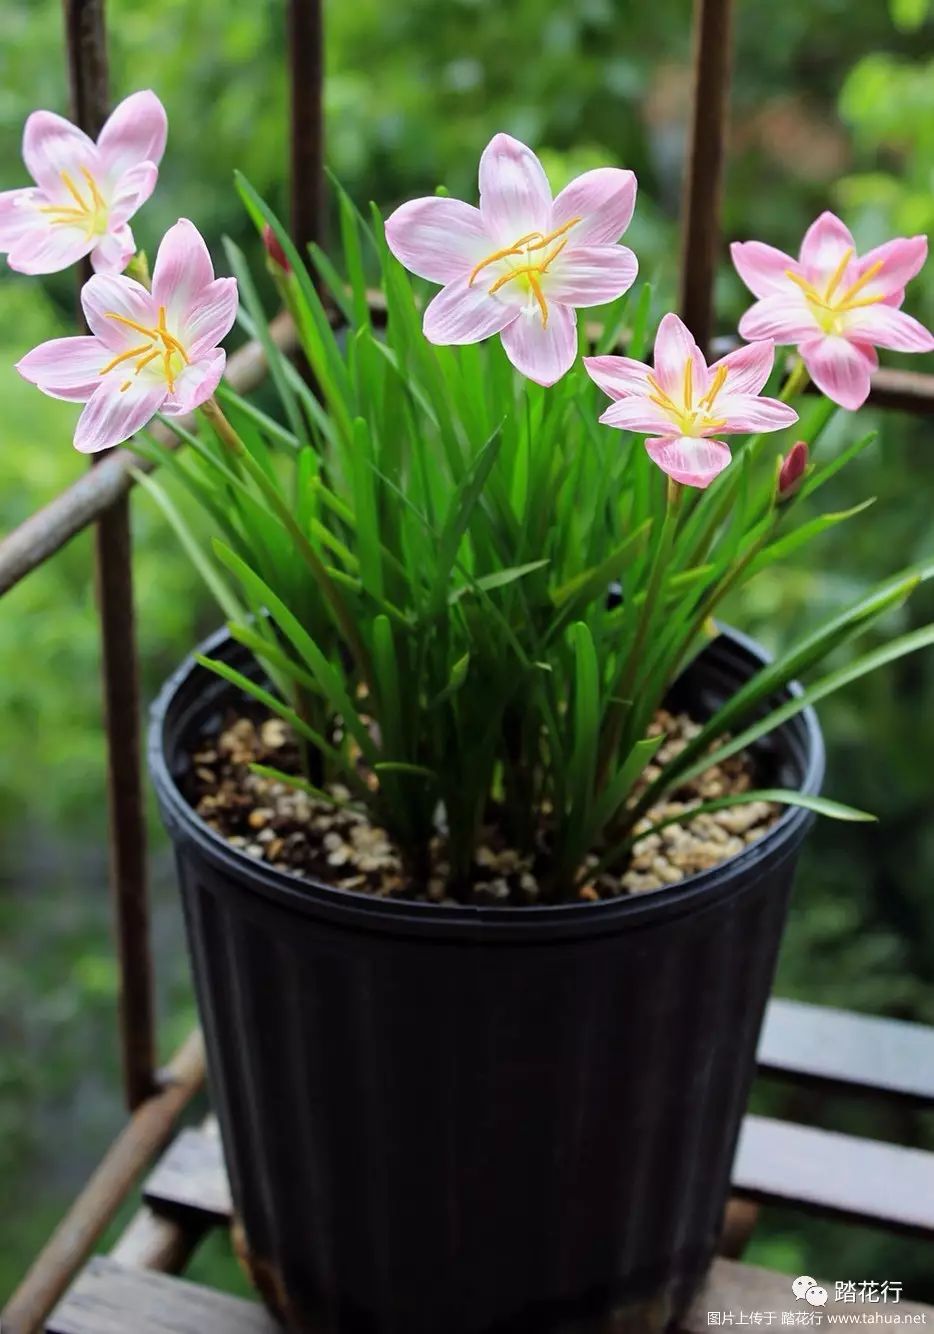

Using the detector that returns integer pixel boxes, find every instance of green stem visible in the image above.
[200,396,371,679]
[780,356,810,404]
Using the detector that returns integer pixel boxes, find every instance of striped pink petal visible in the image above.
[645,436,731,489]
[385,196,490,284]
[499,302,577,387]
[551,168,637,247]
[478,133,552,244]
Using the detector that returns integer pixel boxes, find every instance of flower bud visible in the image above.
[263,223,290,273]
[778,441,808,500]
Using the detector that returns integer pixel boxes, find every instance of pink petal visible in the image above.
[499,302,577,387]
[551,168,637,247]
[152,218,215,322]
[73,377,167,453]
[89,223,136,275]
[181,277,239,358]
[737,294,819,344]
[714,394,798,434]
[853,236,927,302]
[583,354,651,400]
[851,341,879,369]
[645,436,732,489]
[652,312,702,395]
[22,110,98,195]
[7,221,95,276]
[843,304,934,353]
[109,161,159,228]
[384,196,491,285]
[542,244,637,308]
[81,272,157,350]
[478,133,552,244]
[799,211,855,279]
[97,90,168,182]
[599,397,674,434]
[0,187,43,250]
[708,339,775,397]
[730,241,799,299]
[165,351,226,415]
[800,336,872,411]
[16,335,104,395]
[422,280,518,345]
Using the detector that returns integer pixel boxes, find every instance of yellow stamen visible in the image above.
[81,166,106,211]
[60,170,90,212]
[157,305,189,360]
[785,269,822,303]
[134,348,161,374]
[683,356,694,411]
[699,363,728,409]
[646,372,678,414]
[37,204,86,219]
[119,380,132,393]
[468,232,542,286]
[100,306,190,391]
[528,271,548,327]
[98,342,153,376]
[107,312,161,339]
[539,237,569,270]
[839,258,885,305]
[522,215,581,254]
[823,246,854,302]
[468,216,582,285]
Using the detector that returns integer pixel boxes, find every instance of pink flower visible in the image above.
[584,313,798,489]
[384,132,638,386]
[778,441,809,499]
[16,218,237,453]
[731,211,934,410]
[0,90,167,276]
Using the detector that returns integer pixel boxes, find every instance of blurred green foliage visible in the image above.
[2,0,934,1308]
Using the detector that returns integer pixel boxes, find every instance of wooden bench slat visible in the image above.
[734,1113,934,1236]
[760,998,934,1105]
[46,1256,278,1334]
[145,1111,934,1245]
[142,1121,232,1224]
[47,1254,933,1333]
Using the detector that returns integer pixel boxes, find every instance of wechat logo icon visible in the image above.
[793,1276,828,1306]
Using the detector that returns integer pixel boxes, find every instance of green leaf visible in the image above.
[449,559,549,603]
[212,540,379,763]
[629,789,876,846]
[678,623,934,786]
[194,653,351,777]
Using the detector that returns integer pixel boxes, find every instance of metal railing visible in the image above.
[1,1,931,1330]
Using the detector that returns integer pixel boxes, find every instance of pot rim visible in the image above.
[148,623,825,942]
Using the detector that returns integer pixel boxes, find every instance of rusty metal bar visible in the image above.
[288,0,325,254]
[1,1030,205,1334]
[64,0,157,1113]
[679,0,734,352]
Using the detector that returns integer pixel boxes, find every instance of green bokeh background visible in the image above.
[2,0,934,1307]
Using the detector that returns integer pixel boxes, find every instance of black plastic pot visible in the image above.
[149,625,823,1334]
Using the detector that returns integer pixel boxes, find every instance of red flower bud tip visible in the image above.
[778,440,808,499]
[263,223,290,273]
